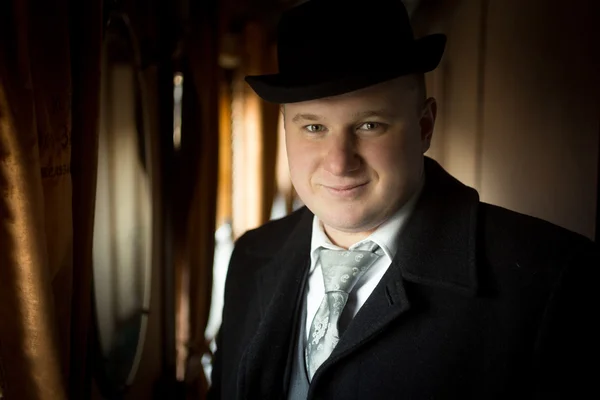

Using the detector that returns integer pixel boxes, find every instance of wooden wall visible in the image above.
[423,0,599,239]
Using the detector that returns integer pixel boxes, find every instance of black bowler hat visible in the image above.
[245,0,446,104]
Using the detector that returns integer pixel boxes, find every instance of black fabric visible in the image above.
[208,157,598,399]
[244,0,447,103]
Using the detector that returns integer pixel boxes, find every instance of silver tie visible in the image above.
[305,242,382,380]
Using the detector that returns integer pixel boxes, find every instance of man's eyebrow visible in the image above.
[291,113,322,123]
[291,109,393,124]
[352,109,392,119]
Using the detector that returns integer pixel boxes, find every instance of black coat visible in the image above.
[208,157,598,399]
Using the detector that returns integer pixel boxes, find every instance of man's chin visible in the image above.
[319,213,379,235]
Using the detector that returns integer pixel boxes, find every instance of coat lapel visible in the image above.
[237,209,313,400]
[310,157,481,389]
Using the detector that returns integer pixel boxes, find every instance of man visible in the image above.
[208,0,598,399]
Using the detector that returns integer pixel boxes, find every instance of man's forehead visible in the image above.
[283,82,418,118]
[283,76,418,108]
[289,109,396,123]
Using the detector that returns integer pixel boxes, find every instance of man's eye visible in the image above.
[305,124,325,133]
[359,122,380,130]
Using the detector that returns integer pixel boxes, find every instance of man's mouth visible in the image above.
[322,182,369,196]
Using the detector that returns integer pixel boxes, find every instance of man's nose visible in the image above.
[322,132,361,176]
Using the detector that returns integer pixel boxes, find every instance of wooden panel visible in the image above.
[430,0,484,189]
[216,73,233,228]
[481,0,599,238]
[231,22,265,239]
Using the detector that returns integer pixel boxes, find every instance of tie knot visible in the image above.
[319,244,382,294]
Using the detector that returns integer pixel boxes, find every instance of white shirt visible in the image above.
[305,177,424,341]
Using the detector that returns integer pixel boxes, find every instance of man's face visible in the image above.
[283,76,436,244]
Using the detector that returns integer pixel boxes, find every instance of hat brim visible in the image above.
[245,33,447,104]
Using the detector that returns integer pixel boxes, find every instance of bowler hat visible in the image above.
[245,0,447,104]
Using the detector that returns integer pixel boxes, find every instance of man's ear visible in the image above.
[280,104,286,129]
[420,97,437,153]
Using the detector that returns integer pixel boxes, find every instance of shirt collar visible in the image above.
[309,173,425,273]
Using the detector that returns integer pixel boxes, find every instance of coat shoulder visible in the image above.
[233,206,312,256]
[480,202,592,245]
[478,202,596,271]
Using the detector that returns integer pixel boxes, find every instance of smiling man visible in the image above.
[207,1,597,399]
[283,76,432,248]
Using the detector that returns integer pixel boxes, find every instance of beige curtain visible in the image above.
[0,0,102,398]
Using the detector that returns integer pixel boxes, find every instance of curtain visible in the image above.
[68,0,103,397]
[0,0,102,398]
[0,0,67,397]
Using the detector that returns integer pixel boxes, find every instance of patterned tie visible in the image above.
[305,242,382,380]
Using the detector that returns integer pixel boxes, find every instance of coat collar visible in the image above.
[237,208,313,399]
[396,156,479,296]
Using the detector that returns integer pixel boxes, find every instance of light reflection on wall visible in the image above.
[173,73,183,150]
[93,63,152,364]
[173,70,188,381]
